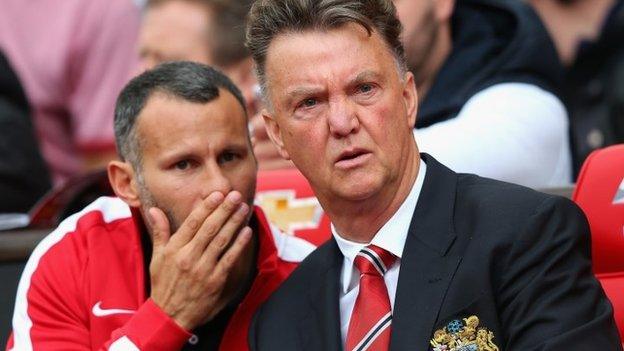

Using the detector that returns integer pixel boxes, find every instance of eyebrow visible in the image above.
[352,70,384,85]
[157,150,195,168]
[284,86,324,107]
[159,139,249,159]
[282,70,385,106]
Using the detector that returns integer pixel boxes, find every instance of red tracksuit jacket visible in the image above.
[6,197,316,350]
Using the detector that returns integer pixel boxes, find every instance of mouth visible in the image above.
[335,148,371,169]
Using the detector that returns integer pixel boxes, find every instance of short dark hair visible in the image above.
[146,0,254,67]
[245,0,406,96]
[114,61,246,167]
[211,0,256,66]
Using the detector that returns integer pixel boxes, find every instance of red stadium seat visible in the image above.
[256,169,331,247]
[572,144,624,339]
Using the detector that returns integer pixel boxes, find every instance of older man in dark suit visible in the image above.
[244,0,622,350]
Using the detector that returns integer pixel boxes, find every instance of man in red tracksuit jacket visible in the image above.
[6,61,316,350]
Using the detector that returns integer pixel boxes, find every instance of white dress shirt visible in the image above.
[332,159,427,346]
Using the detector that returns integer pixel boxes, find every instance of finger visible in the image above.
[172,191,225,247]
[196,202,250,265]
[208,226,253,279]
[186,191,245,255]
[148,207,170,254]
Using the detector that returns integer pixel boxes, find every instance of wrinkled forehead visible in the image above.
[263,24,403,94]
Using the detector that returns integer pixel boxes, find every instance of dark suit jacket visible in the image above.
[0,50,51,212]
[249,154,622,350]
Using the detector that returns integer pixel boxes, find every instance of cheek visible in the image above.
[146,173,187,197]
[231,166,258,201]
[283,122,324,159]
[366,102,399,137]
[146,175,198,208]
[364,101,409,152]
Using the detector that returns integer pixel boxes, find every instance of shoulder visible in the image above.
[460,83,567,123]
[456,172,549,205]
[27,197,133,270]
[457,172,575,209]
[12,197,135,329]
[454,173,586,241]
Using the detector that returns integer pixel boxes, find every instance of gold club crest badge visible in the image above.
[430,315,499,351]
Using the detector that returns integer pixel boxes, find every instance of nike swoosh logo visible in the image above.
[92,301,136,317]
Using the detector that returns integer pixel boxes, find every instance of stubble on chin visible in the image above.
[138,181,182,235]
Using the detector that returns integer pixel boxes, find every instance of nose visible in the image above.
[200,162,233,199]
[327,97,359,138]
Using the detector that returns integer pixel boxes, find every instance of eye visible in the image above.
[357,83,375,94]
[297,98,318,110]
[174,160,191,170]
[218,151,240,164]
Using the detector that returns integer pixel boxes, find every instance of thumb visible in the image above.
[148,207,170,252]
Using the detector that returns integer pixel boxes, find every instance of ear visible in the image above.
[262,108,291,160]
[107,160,142,208]
[402,71,419,128]
[435,0,455,22]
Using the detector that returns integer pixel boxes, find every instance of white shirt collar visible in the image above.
[332,159,427,293]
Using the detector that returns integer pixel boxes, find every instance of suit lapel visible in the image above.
[298,239,343,351]
[390,154,463,351]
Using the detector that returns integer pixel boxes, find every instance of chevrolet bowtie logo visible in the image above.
[614,177,624,205]
[256,190,323,235]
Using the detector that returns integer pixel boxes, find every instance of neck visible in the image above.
[531,0,615,66]
[416,23,453,102]
[326,145,420,243]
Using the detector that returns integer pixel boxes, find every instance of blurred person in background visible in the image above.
[138,0,257,115]
[138,0,291,169]
[393,0,571,188]
[0,0,141,187]
[0,51,51,213]
[5,62,314,351]
[528,0,624,177]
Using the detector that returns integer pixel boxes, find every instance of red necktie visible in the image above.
[345,245,396,351]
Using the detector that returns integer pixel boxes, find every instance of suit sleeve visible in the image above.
[6,232,190,350]
[497,196,622,349]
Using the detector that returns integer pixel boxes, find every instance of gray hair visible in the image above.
[245,0,407,101]
[113,61,246,171]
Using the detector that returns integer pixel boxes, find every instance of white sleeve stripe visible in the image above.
[108,336,140,351]
[10,197,131,351]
